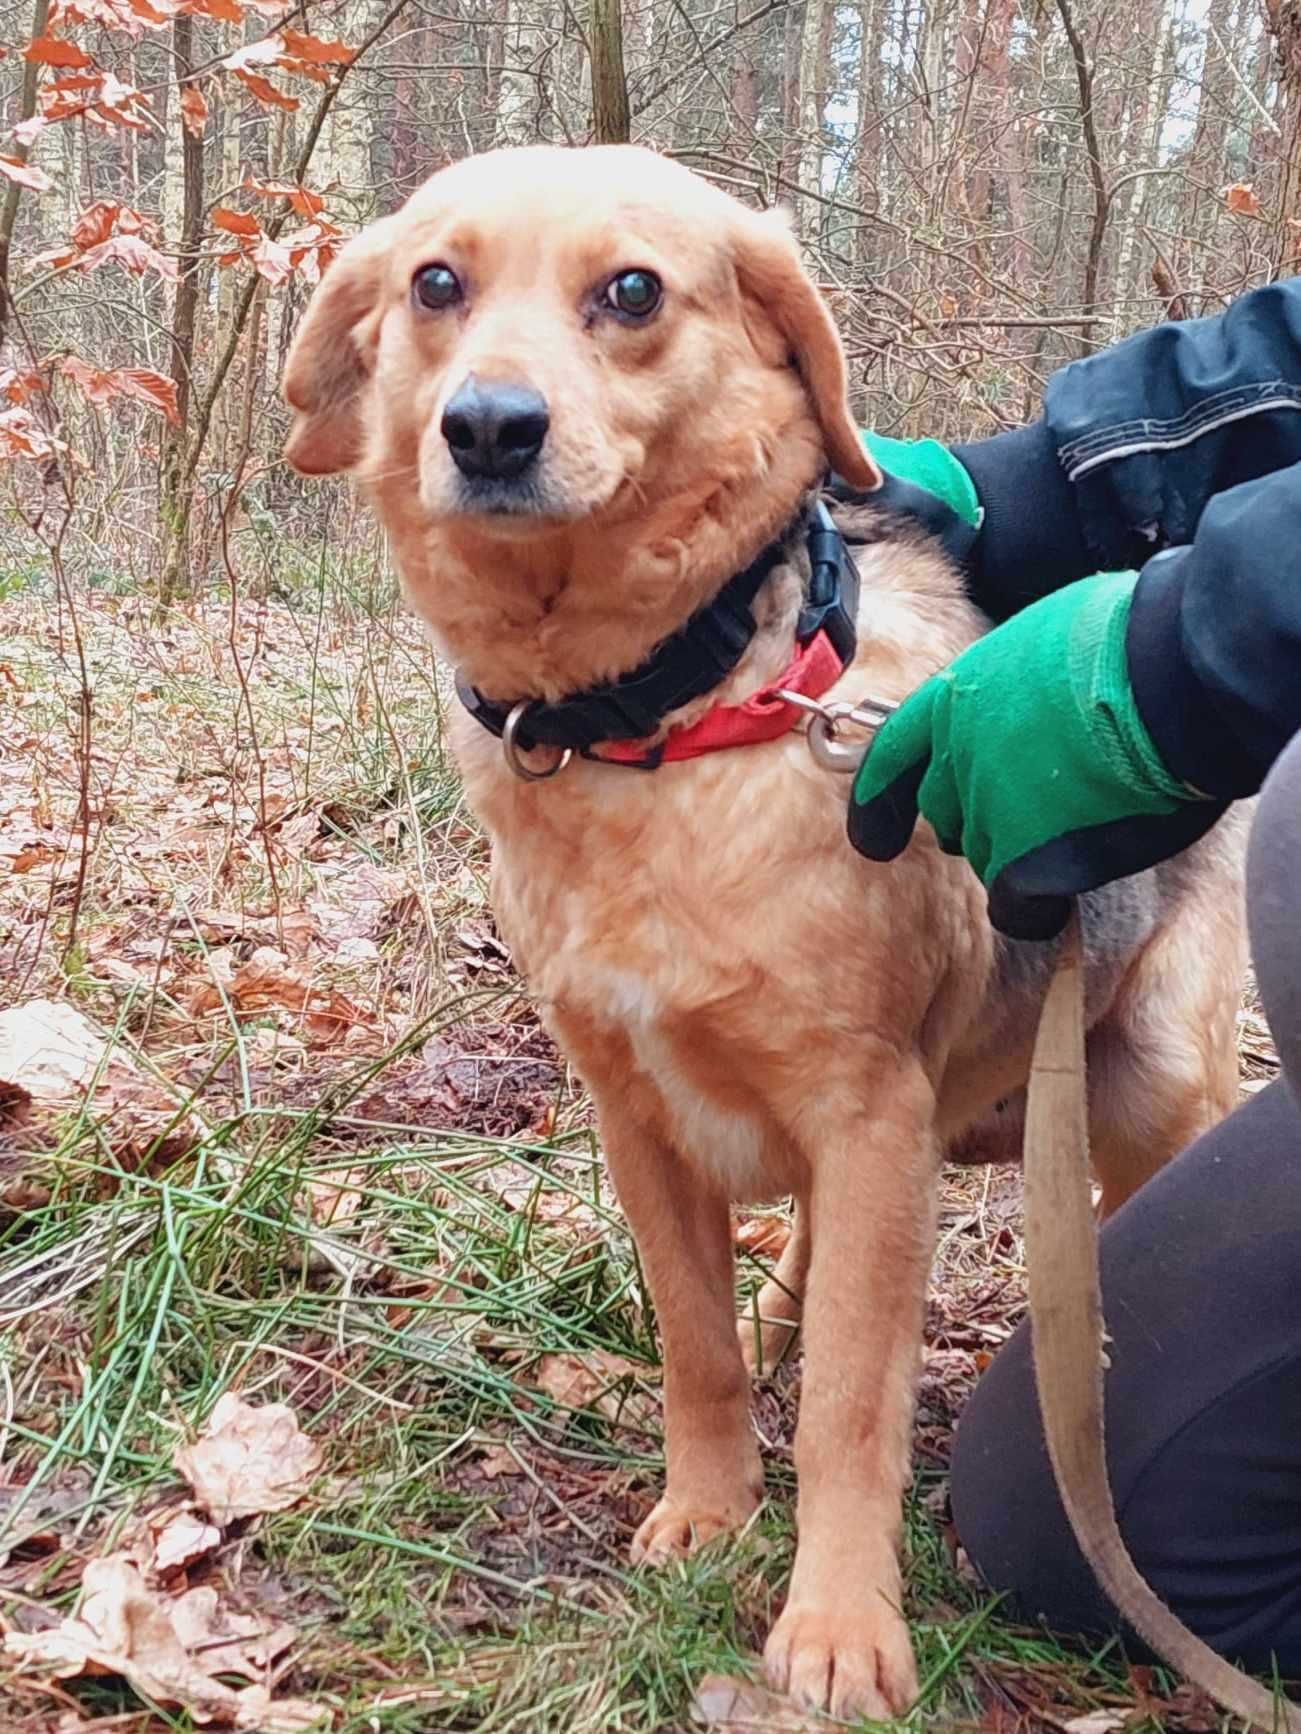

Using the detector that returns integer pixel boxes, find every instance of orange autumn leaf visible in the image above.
[231,68,298,111]
[1223,182,1262,217]
[182,0,243,18]
[0,367,45,404]
[62,358,179,425]
[247,178,325,218]
[279,26,354,63]
[211,205,260,239]
[0,406,65,460]
[23,33,92,67]
[0,154,52,191]
[179,81,207,136]
[280,59,332,84]
[77,232,176,279]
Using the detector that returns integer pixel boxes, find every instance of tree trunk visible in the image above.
[795,0,828,238]
[0,0,52,349]
[159,14,206,603]
[590,0,630,142]
[1265,0,1301,273]
[1112,0,1172,328]
[1054,0,1109,346]
[855,0,885,268]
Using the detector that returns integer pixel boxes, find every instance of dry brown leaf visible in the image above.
[174,1394,323,1523]
[180,79,208,136]
[1223,181,1262,216]
[533,1350,657,1427]
[474,1444,519,1478]
[170,1585,296,1675]
[0,999,106,1103]
[734,1214,791,1259]
[305,1166,364,1226]
[690,1673,824,1730]
[2,1553,325,1728]
[134,1506,222,1577]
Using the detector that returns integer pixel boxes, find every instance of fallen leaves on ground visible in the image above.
[174,1394,324,1524]
[532,1349,659,1430]
[691,1673,824,1730]
[734,1214,791,1259]
[2,1554,325,1730]
[182,948,373,1044]
[0,998,107,1105]
[0,996,200,1164]
[132,1504,223,1578]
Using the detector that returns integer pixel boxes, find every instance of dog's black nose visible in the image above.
[441,377,550,481]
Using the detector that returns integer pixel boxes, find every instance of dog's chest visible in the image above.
[470,742,833,1197]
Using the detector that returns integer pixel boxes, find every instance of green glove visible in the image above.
[847,572,1225,940]
[835,434,984,571]
[859,433,983,529]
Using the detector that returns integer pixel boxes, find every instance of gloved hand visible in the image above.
[847,572,1227,940]
[832,433,983,573]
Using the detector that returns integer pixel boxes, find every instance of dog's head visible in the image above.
[282,146,880,533]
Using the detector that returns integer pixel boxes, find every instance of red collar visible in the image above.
[594,627,845,766]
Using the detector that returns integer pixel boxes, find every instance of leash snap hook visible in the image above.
[772,689,898,774]
[502,703,574,783]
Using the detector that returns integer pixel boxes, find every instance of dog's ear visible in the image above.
[282,218,396,475]
[732,207,881,491]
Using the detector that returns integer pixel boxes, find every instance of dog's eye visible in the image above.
[605,270,662,320]
[412,263,462,312]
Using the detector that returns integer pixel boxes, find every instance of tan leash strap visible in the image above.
[1024,911,1294,1732]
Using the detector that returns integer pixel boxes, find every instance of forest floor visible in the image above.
[0,563,1281,1733]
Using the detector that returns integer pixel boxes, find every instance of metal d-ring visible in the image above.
[502,702,574,783]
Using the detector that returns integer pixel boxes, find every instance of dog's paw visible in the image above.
[631,1493,755,1565]
[763,1600,918,1720]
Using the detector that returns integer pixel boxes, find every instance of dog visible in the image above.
[282,144,1246,1720]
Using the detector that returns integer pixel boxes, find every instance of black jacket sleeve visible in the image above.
[950,280,1301,799]
[1125,465,1301,799]
[953,280,1301,620]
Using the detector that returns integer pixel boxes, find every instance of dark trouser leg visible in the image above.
[951,729,1301,1677]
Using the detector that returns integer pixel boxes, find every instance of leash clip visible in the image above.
[772,689,897,773]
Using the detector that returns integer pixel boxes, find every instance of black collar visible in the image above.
[455,498,860,759]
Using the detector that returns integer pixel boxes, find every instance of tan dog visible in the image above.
[283,145,1245,1720]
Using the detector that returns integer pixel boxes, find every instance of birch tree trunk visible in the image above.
[159,14,206,602]
[796,0,829,238]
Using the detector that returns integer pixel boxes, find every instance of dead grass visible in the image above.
[0,561,1281,1732]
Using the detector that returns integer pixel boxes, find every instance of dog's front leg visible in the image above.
[598,1100,764,1563]
[764,1061,938,1721]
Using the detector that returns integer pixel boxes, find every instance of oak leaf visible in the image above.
[2,1554,325,1730]
[173,1393,323,1523]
